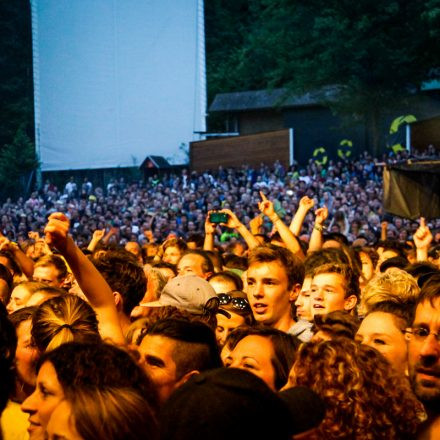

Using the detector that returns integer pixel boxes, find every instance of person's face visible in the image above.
[21,361,65,440]
[356,312,408,375]
[246,261,293,329]
[46,400,82,440]
[215,311,246,347]
[408,298,440,407]
[33,266,62,287]
[139,334,180,404]
[177,254,208,279]
[15,319,39,387]
[359,252,374,283]
[125,242,140,256]
[295,277,313,322]
[7,285,33,313]
[310,272,356,317]
[163,246,182,265]
[228,335,277,390]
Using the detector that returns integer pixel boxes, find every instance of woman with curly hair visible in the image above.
[285,339,423,439]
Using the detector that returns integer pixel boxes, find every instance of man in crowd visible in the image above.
[138,318,222,404]
[407,277,440,439]
[246,245,306,336]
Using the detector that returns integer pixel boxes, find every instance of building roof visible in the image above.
[209,87,339,112]
[140,155,172,169]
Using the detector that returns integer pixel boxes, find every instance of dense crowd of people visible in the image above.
[0,148,440,439]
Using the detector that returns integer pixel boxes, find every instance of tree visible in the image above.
[0,126,39,200]
[206,0,440,154]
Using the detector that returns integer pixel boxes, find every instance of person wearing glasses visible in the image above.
[406,276,440,439]
[215,290,254,347]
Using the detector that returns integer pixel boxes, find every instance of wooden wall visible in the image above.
[190,129,290,171]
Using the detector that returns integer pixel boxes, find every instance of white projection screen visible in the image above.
[31,0,206,171]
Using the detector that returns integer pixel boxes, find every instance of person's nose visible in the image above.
[21,389,39,414]
[419,333,440,363]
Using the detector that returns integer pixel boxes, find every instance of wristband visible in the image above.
[314,224,325,232]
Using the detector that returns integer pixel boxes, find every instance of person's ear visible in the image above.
[175,370,199,389]
[289,283,301,302]
[344,295,357,311]
[113,291,123,310]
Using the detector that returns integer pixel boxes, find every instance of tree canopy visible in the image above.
[206,0,440,152]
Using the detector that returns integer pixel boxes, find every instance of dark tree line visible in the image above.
[0,0,37,199]
[205,0,440,154]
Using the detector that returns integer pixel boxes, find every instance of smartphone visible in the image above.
[209,212,229,224]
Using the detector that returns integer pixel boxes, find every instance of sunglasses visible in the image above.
[218,293,250,312]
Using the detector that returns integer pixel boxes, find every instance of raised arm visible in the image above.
[87,228,106,252]
[259,192,305,260]
[203,212,216,251]
[45,213,125,345]
[290,196,315,236]
[413,217,433,262]
[218,209,260,250]
[0,236,35,279]
[308,206,328,253]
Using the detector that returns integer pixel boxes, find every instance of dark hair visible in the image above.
[163,238,188,252]
[32,295,100,352]
[8,306,38,329]
[208,271,243,291]
[228,325,300,390]
[404,262,439,280]
[186,233,204,248]
[313,311,360,339]
[39,342,159,412]
[223,254,248,271]
[368,301,415,329]
[304,248,350,277]
[0,303,16,411]
[147,318,222,379]
[376,240,406,258]
[323,232,349,246]
[248,245,304,289]
[180,250,214,275]
[92,252,146,315]
[0,263,13,291]
[379,256,409,273]
[414,277,440,313]
[0,250,22,276]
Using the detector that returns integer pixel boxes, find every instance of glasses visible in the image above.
[218,294,250,312]
[405,326,440,343]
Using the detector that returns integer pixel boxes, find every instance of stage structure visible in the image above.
[31,0,206,171]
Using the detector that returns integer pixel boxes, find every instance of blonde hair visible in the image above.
[32,294,100,352]
[361,268,419,314]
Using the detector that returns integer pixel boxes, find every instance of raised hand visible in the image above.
[218,209,242,230]
[258,191,276,219]
[44,212,70,251]
[315,206,328,225]
[205,211,217,235]
[414,217,433,250]
[299,196,315,211]
[92,229,106,241]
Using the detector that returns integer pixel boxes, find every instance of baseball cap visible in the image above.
[141,275,218,315]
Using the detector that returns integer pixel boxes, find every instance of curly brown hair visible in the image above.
[288,339,423,439]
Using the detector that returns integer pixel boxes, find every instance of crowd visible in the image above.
[0,148,439,439]
[1,148,439,249]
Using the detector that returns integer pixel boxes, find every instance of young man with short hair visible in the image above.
[246,245,305,336]
[310,263,359,317]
